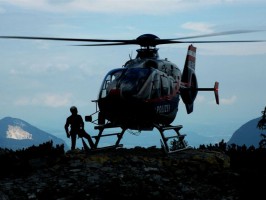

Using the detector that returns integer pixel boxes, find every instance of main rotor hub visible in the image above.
[135,34,160,59]
[136,34,160,47]
[136,48,159,59]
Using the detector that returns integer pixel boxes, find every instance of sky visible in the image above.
[0,0,266,148]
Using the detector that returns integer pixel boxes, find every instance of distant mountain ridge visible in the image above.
[227,117,264,148]
[0,117,69,150]
[1,116,263,151]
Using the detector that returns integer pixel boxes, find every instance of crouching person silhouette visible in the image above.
[65,106,95,150]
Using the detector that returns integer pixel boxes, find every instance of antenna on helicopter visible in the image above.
[129,51,133,60]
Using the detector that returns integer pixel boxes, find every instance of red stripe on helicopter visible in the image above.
[187,55,195,62]
[145,90,180,103]
[186,45,196,62]
[145,95,169,102]
[188,45,196,52]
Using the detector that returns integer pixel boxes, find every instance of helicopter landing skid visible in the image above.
[154,124,191,154]
[83,122,190,154]
[88,123,126,151]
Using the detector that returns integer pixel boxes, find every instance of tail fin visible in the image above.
[181,45,198,114]
[183,44,196,72]
[214,82,219,104]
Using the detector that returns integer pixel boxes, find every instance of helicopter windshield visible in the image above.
[119,67,151,98]
[99,67,174,100]
[99,69,124,98]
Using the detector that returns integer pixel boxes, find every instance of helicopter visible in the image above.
[0,30,264,153]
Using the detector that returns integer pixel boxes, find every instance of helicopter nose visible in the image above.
[109,89,120,96]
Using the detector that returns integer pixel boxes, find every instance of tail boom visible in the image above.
[197,81,219,104]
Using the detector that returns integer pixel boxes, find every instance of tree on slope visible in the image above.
[257,106,266,148]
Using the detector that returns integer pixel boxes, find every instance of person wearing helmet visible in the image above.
[64,106,95,150]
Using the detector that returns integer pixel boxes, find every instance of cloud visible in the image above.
[0,6,6,14]
[14,93,73,107]
[32,40,52,49]
[220,95,237,105]
[181,22,215,33]
[199,43,266,56]
[176,25,266,56]
[195,95,206,103]
[195,95,237,105]
[1,0,262,14]
[9,62,70,75]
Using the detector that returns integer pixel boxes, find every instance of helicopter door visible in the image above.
[161,76,170,97]
[99,74,111,98]
[99,69,123,99]
[151,73,161,99]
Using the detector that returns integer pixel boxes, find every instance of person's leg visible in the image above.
[70,134,77,150]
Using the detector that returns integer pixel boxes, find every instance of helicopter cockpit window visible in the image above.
[120,67,151,98]
[111,70,122,82]
[99,74,111,98]
[106,70,123,93]
[100,69,124,98]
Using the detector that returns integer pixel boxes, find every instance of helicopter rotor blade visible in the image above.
[161,40,266,44]
[71,42,133,46]
[0,29,265,46]
[166,30,264,41]
[0,36,136,43]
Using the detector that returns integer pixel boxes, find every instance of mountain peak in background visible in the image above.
[0,117,69,150]
[1,115,264,151]
[227,117,264,148]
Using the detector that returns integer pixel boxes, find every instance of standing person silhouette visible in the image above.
[64,106,95,150]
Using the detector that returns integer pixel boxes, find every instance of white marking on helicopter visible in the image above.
[156,104,171,113]
[188,49,196,57]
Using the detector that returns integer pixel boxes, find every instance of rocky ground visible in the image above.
[0,146,265,200]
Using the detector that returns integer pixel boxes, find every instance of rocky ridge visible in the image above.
[0,145,265,200]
